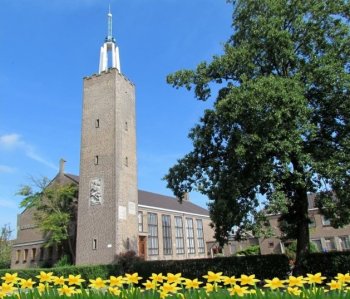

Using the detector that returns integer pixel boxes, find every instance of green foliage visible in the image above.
[18,178,78,262]
[284,240,318,261]
[131,255,290,281]
[301,251,350,279]
[0,224,12,269]
[53,255,72,268]
[236,245,260,256]
[165,0,350,266]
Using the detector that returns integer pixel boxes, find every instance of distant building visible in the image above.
[11,9,214,269]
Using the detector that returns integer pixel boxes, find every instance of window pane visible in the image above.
[186,218,195,254]
[138,211,143,232]
[174,216,184,254]
[196,219,205,254]
[339,236,350,251]
[148,213,158,255]
[162,215,172,255]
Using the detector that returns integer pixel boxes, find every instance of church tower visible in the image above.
[76,9,138,265]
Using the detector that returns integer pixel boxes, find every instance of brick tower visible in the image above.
[75,9,138,265]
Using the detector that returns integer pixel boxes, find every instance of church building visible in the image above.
[11,10,214,268]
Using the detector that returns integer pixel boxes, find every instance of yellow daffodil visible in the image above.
[109,287,121,296]
[125,273,142,284]
[166,273,182,284]
[306,273,326,284]
[37,283,46,294]
[159,291,168,299]
[288,286,302,296]
[223,275,239,286]
[89,277,106,289]
[58,284,75,297]
[1,282,15,294]
[1,273,18,284]
[109,275,124,287]
[288,276,305,287]
[264,277,285,289]
[203,271,223,283]
[160,282,181,294]
[68,274,85,286]
[19,278,36,289]
[184,278,203,289]
[336,273,350,284]
[150,273,165,283]
[204,283,214,293]
[240,274,260,286]
[327,279,342,290]
[36,271,53,283]
[0,290,6,299]
[142,279,158,290]
[52,276,66,286]
[228,284,249,297]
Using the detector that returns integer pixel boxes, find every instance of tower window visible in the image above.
[95,119,100,128]
[124,121,128,131]
[124,157,128,167]
[92,239,97,250]
[94,155,99,165]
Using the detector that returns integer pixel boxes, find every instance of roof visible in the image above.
[138,190,209,216]
[60,173,209,216]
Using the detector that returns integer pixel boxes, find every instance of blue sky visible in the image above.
[0,0,232,234]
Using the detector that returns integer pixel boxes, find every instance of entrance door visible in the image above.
[138,236,146,260]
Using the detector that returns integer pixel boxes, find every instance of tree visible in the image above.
[0,224,12,269]
[18,177,78,264]
[165,0,350,269]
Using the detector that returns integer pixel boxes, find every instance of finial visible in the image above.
[99,5,121,73]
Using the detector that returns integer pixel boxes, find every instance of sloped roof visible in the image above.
[61,174,209,216]
[138,190,209,216]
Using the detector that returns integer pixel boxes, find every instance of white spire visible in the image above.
[99,6,121,74]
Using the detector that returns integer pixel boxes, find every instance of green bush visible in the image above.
[236,245,260,256]
[131,255,290,281]
[301,251,350,278]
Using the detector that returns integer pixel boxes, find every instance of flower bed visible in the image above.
[1,271,349,298]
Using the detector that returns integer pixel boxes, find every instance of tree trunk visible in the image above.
[294,187,310,274]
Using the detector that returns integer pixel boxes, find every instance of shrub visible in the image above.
[131,255,290,282]
[236,245,260,256]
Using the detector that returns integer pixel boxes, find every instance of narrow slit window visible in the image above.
[125,157,128,167]
[92,239,97,250]
[94,155,99,165]
[95,119,100,128]
[125,121,128,131]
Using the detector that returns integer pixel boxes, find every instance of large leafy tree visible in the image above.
[0,224,12,269]
[18,178,78,264]
[165,0,350,267]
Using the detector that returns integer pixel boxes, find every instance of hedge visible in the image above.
[301,251,350,278]
[131,254,290,281]
[4,252,350,283]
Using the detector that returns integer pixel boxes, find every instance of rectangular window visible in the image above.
[92,239,97,250]
[311,239,322,252]
[148,213,159,255]
[23,249,28,263]
[325,237,336,251]
[48,246,53,260]
[322,216,331,226]
[186,218,195,254]
[39,247,44,261]
[16,250,20,263]
[95,119,100,128]
[162,215,172,255]
[196,219,205,254]
[309,216,316,228]
[138,211,143,233]
[31,248,37,261]
[94,155,99,165]
[175,216,185,254]
[339,236,350,251]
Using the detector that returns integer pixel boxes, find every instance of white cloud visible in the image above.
[0,165,16,173]
[0,199,17,209]
[0,133,57,170]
